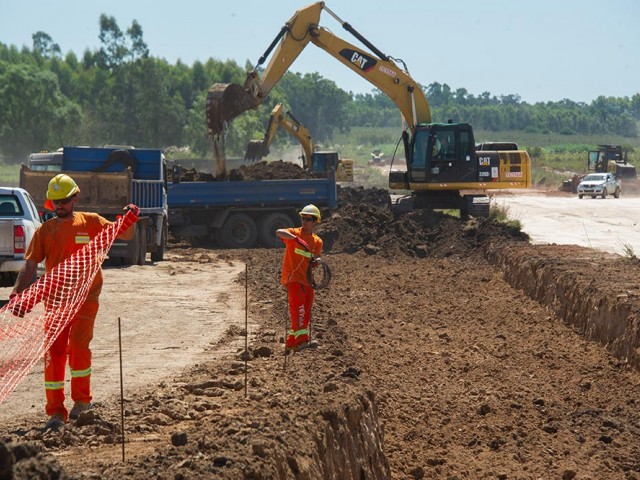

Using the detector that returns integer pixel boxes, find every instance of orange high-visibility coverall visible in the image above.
[280,227,323,349]
[26,212,112,421]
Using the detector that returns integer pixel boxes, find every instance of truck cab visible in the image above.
[27,150,63,172]
[0,187,43,287]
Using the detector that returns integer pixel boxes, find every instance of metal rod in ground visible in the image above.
[280,252,289,370]
[244,263,248,398]
[118,316,126,462]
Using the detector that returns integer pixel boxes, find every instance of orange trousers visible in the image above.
[286,282,314,349]
[44,299,99,420]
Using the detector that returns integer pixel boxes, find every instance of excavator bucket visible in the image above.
[206,83,259,137]
[245,140,268,162]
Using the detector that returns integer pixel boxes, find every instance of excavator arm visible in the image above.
[244,103,315,168]
[206,1,430,138]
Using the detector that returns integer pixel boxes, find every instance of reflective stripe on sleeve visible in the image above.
[294,248,313,258]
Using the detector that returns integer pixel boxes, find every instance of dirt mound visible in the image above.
[0,439,65,479]
[336,185,391,208]
[170,160,314,182]
[170,167,215,182]
[228,160,314,181]
[318,186,528,258]
[5,159,640,479]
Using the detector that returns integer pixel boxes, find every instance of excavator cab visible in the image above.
[408,123,477,184]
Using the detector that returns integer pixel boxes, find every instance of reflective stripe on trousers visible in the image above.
[286,282,314,348]
[44,298,99,420]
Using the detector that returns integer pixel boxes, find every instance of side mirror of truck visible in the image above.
[40,211,55,222]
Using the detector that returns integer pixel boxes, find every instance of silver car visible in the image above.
[577,173,621,199]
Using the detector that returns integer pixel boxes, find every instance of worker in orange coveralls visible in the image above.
[10,174,138,430]
[276,204,323,353]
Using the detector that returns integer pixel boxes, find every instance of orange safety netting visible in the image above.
[0,210,138,405]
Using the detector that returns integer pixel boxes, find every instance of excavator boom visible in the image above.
[244,103,314,168]
[207,2,528,214]
[206,1,430,138]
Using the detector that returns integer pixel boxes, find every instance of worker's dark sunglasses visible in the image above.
[52,196,75,205]
[300,216,316,222]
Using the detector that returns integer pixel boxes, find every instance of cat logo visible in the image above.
[339,48,377,72]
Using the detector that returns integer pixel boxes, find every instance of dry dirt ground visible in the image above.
[3,175,640,479]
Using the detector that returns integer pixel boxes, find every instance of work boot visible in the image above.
[69,401,92,420]
[44,414,64,431]
[296,339,320,352]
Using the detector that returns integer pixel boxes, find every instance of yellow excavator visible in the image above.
[206,2,530,216]
[244,103,353,182]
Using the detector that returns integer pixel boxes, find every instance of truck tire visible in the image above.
[137,225,147,265]
[258,213,292,248]
[151,220,167,262]
[220,213,258,248]
[614,187,621,198]
[0,272,18,288]
[601,188,608,199]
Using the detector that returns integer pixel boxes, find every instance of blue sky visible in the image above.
[1,0,638,104]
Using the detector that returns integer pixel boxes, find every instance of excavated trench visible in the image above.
[274,238,640,479]
[4,163,640,478]
[486,241,640,368]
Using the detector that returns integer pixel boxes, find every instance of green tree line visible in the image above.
[1,16,639,162]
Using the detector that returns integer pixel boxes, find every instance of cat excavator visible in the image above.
[244,103,353,182]
[206,2,530,216]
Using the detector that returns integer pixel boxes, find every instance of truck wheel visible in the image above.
[614,187,621,198]
[137,225,147,265]
[151,220,167,262]
[0,272,18,288]
[220,213,258,248]
[258,213,292,248]
[578,194,583,199]
[601,188,607,199]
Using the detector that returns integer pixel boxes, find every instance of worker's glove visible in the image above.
[123,204,140,217]
[9,294,30,318]
[295,237,309,251]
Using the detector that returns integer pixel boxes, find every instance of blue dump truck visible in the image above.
[167,169,337,248]
[21,147,168,264]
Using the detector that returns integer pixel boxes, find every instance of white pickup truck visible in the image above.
[0,187,42,287]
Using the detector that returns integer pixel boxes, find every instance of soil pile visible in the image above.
[169,160,314,182]
[3,162,640,479]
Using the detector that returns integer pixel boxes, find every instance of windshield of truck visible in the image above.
[0,195,22,216]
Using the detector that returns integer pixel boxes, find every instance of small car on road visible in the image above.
[577,173,621,199]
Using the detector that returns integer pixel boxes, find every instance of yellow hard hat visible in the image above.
[44,174,80,210]
[299,204,321,223]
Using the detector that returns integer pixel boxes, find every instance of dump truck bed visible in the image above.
[20,166,131,215]
[167,176,337,209]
